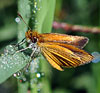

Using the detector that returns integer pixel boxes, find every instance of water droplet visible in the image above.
[34,4,37,8]
[36,73,41,78]
[15,17,20,23]
[17,72,21,76]
[13,73,17,77]
[25,69,29,73]
[32,17,34,20]
[92,52,100,63]
[22,77,27,82]
[41,72,45,77]
[33,10,36,13]
[34,2,37,5]
[13,71,22,78]
[5,45,16,55]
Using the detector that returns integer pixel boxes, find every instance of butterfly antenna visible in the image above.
[17,12,32,31]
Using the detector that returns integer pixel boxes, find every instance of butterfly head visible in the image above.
[25,30,39,44]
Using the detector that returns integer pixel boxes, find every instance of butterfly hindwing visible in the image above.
[39,42,93,71]
[42,48,64,71]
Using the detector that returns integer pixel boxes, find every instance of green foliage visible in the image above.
[0,45,30,84]
[0,19,17,42]
[72,73,97,93]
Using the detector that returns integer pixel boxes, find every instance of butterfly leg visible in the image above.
[30,48,37,58]
[16,47,30,53]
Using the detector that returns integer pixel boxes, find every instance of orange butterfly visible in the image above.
[17,13,93,71]
[17,30,93,71]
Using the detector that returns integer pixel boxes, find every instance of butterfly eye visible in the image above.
[33,37,38,43]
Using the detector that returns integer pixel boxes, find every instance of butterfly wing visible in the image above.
[41,48,64,71]
[40,33,88,49]
[39,42,93,71]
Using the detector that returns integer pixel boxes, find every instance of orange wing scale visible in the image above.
[39,42,93,71]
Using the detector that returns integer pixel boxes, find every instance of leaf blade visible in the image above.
[0,45,30,84]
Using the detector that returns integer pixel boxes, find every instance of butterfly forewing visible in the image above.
[40,33,88,49]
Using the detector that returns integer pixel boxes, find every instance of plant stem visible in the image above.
[17,0,30,93]
[17,0,56,93]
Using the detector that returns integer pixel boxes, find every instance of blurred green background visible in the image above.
[0,0,100,93]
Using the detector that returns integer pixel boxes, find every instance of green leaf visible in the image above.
[0,19,17,42]
[28,0,56,93]
[0,45,30,84]
[29,0,56,33]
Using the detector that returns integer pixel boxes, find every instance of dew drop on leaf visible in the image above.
[0,44,30,83]
[13,71,22,78]
[15,17,20,23]
[92,52,100,63]
[36,72,41,78]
